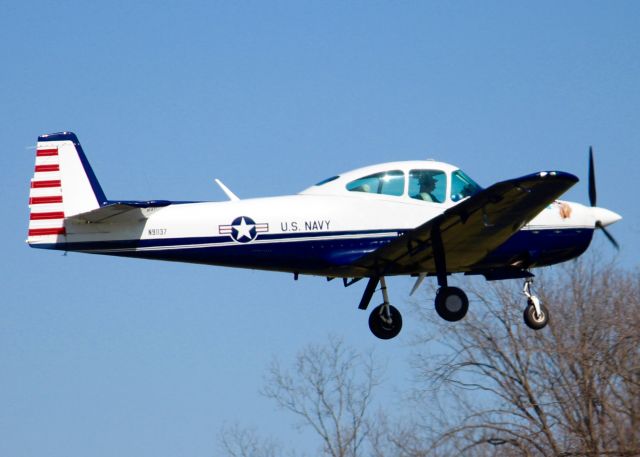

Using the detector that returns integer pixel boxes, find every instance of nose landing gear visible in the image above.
[522,277,549,330]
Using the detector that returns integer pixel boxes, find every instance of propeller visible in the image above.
[588,146,596,207]
[596,220,620,250]
[588,146,620,250]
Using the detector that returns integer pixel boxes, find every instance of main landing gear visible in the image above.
[362,277,470,339]
[367,277,403,340]
[434,286,469,322]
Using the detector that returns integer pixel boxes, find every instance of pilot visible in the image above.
[417,173,439,202]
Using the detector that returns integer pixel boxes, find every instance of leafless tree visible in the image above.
[261,336,384,457]
[407,257,640,456]
[218,423,281,457]
[217,257,639,457]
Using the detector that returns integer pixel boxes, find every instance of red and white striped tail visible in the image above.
[27,132,107,245]
[28,146,66,241]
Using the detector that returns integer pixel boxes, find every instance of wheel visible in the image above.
[523,300,549,330]
[368,303,403,340]
[434,286,469,322]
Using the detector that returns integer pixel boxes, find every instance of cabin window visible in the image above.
[346,170,405,196]
[450,170,482,202]
[408,169,446,203]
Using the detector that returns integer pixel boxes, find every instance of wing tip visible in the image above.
[528,171,579,183]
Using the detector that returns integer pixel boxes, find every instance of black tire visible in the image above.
[368,303,403,340]
[434,286,469,322]
[523,301,549,330]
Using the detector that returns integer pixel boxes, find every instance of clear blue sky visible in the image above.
[2,1,639,456]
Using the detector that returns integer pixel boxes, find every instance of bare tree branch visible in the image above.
[406,256,640,457]
[218,423,281,457]
[260,336,383,457]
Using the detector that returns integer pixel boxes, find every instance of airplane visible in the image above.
[27,132,622,339]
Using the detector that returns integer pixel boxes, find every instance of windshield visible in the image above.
[450,169,482,202]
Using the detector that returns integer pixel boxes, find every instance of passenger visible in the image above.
[417,174,439,202]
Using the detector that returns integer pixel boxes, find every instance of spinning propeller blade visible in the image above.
[588,147,620,250]
[596,221,620,250]
[588,146,597,207]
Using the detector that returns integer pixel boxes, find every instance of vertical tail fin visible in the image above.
[28,132,107,245]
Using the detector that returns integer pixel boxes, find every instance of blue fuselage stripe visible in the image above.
[32,227,594,276]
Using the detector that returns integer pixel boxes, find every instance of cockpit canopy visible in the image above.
[301,161,482,204]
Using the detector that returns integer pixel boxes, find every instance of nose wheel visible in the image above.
[367,277,403,340]
[522,278,549,330]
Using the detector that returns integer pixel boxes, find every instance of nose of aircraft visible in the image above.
[591,207,622,227]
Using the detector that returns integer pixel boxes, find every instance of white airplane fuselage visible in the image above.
[27,132,622,338]
[33,180,609,278]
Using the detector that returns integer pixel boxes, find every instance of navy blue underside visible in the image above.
[479,227,594,269]
[33,227,594,276]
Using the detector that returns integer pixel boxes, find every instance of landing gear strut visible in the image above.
[431,221,469,323]
[522,277,549,330]
[368,277,403,340]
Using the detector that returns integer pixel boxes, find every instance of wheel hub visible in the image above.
[532,309,545,322]
[445,295,463,313]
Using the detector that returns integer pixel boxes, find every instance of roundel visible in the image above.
[219,216,269,243]
[230,216,258,243]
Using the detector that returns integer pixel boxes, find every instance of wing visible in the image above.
[351,171,578,276]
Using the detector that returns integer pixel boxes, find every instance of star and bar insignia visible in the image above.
[219,216,269,243]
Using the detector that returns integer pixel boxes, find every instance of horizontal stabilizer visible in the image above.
[68,200,172,223]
